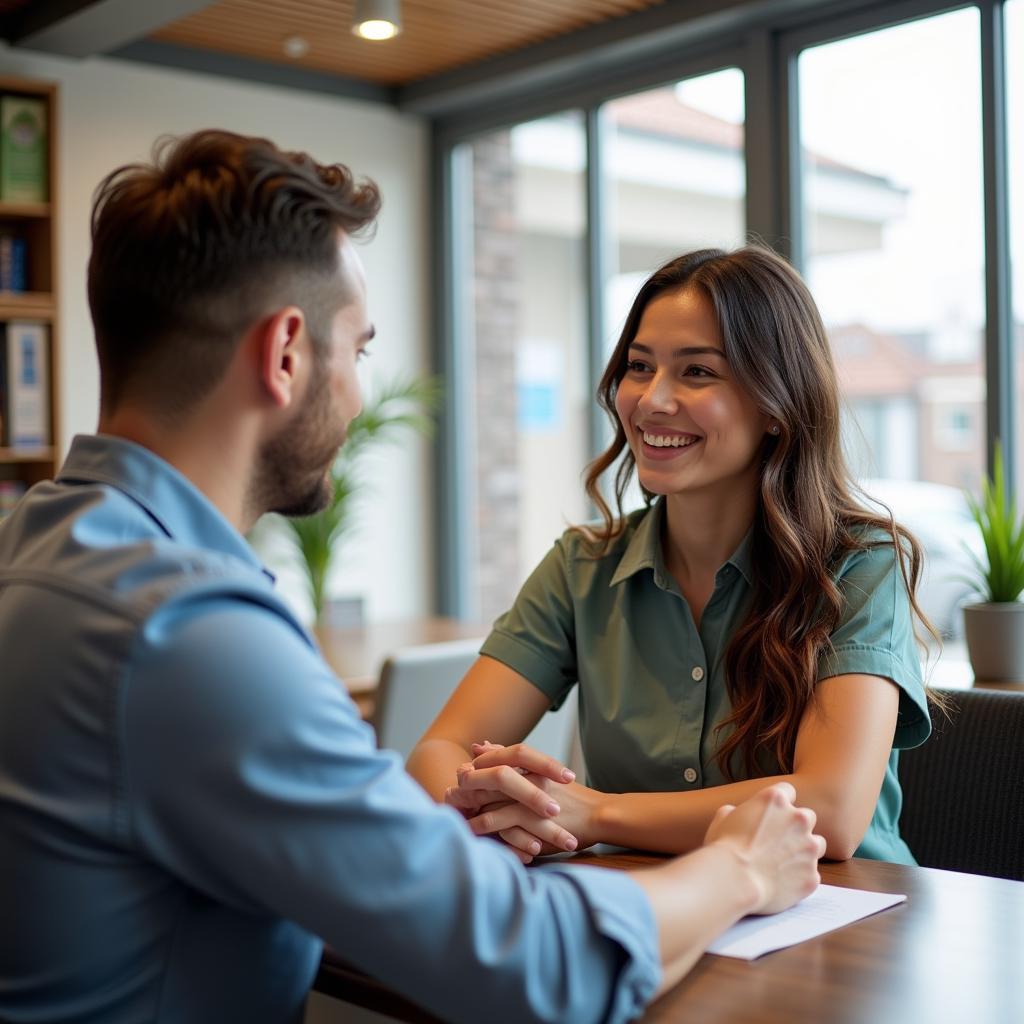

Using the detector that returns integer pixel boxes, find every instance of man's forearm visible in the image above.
[629,842,761,994]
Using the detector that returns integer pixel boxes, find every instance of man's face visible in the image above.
[258,234,373,518]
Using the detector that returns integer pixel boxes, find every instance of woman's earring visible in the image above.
[770,424,781,435]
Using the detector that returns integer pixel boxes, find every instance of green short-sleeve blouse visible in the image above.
[480,500,931,864]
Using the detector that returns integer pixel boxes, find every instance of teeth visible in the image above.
[642,431,699,448]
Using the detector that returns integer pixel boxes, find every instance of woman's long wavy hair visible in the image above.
[583,246,938,779]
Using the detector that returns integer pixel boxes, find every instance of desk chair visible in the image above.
[898,687,1024,881]
[372,638,582,771]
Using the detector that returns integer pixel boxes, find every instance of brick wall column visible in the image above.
[471,132,521,623]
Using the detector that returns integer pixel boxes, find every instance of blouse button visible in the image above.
[691,666,705,682]
[683,767,698,783]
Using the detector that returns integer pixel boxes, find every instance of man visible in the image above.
[0,129,825,1024]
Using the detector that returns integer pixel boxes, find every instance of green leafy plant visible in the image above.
[271,375,441,622]
[963,442,1024,603]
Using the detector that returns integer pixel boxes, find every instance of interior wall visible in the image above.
[0,44,432,624]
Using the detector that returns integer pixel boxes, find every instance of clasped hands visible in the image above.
[444,741,598,863]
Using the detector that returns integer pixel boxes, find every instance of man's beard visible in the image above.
[253,368,346,519]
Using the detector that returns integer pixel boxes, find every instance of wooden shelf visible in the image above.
[0,447,55,463]
[0,76,59,481]
[0,200,50,219]
[0,292,55,319]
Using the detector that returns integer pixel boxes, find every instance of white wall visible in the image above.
[0,45,433,623]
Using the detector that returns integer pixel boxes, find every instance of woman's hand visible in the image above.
[440,740,578,862]
[454,741,605,859]
[441,741,572,819]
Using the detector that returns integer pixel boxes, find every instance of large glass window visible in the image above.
[799,9,985,650]
[599,69,746,512]
[460,114,589,622]
[602,69,746,353]
[1009,0,1024,489]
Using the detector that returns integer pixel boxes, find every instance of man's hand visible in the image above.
[703,782,826,915]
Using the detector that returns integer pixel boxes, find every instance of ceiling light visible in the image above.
[282,35,310,59]
[352,0,401,41]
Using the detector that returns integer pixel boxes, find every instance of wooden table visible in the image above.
[315,617,487,718]
[314,852,1024,1023]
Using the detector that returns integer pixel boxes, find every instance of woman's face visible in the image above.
[614,285,771,504]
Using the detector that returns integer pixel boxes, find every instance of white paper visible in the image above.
[707,884,907,959]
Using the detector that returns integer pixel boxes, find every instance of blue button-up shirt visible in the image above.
[0,435,659,1024]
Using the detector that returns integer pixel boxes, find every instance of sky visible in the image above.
[675,6,1024,345]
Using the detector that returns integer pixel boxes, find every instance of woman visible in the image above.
[407,246,934,865]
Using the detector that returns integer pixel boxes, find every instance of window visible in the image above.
[934,406,975,454]
[797,10,987,653]
[438,3,1017,653]
[1010,0,1024,487]
[800,9,985,490]
[459,114,589,622]
[602,69,746,347]
[599,69,746,511]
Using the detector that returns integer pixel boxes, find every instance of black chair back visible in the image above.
[899,687,1024,881]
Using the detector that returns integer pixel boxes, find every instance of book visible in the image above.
[0,232,27,292]
[0,95,48,203]
[0,320,49,448]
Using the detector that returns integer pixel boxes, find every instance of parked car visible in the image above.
[857,478,984,639]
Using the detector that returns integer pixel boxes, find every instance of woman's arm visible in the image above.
[463,673,899,860]
[405,655,581,858]
[406,654,561,797]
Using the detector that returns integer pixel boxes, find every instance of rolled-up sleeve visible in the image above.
[481,537,580,708]
[123,593,660,1024]
[817,542,930,750]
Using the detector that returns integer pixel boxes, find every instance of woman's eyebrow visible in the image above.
[629,342,726,358]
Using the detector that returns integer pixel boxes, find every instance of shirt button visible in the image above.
[691,666,704,682]
[683,768,698,783]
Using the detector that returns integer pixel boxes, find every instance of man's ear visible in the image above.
[259,306,306,409]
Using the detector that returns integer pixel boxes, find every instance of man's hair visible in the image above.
[88,129,381,415]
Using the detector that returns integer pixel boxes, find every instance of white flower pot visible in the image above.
[963,602,1024,683]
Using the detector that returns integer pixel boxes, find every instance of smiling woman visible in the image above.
[407,244,943,868]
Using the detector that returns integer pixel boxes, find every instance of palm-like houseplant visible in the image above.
[269,375,441,624]
[961,443,1024,682]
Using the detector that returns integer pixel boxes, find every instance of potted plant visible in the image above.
[258,374,440,625]
[961,443,1024,683]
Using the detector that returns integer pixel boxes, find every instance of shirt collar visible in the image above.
[57,434,269,577]
[610,500,666,588]
[610,498,755,589]
[725,529,754,586]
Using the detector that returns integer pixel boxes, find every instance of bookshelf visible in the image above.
[0,75,58,509]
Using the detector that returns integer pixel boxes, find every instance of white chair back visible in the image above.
[372,638,581,771]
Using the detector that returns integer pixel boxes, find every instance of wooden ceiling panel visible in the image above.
[151,0,666,86]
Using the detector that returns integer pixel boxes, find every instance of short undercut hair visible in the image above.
[88,129,381,415]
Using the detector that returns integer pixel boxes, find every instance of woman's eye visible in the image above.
[625,359,649,373]
[684,365,712,378]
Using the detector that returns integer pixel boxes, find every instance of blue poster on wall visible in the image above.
[517,343,563,433]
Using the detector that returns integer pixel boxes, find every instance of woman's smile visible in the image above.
[638,428,703,460]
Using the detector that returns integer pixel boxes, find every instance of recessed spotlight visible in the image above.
[282,35,310,59]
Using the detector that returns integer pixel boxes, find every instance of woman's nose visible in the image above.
[637,371,677,414]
